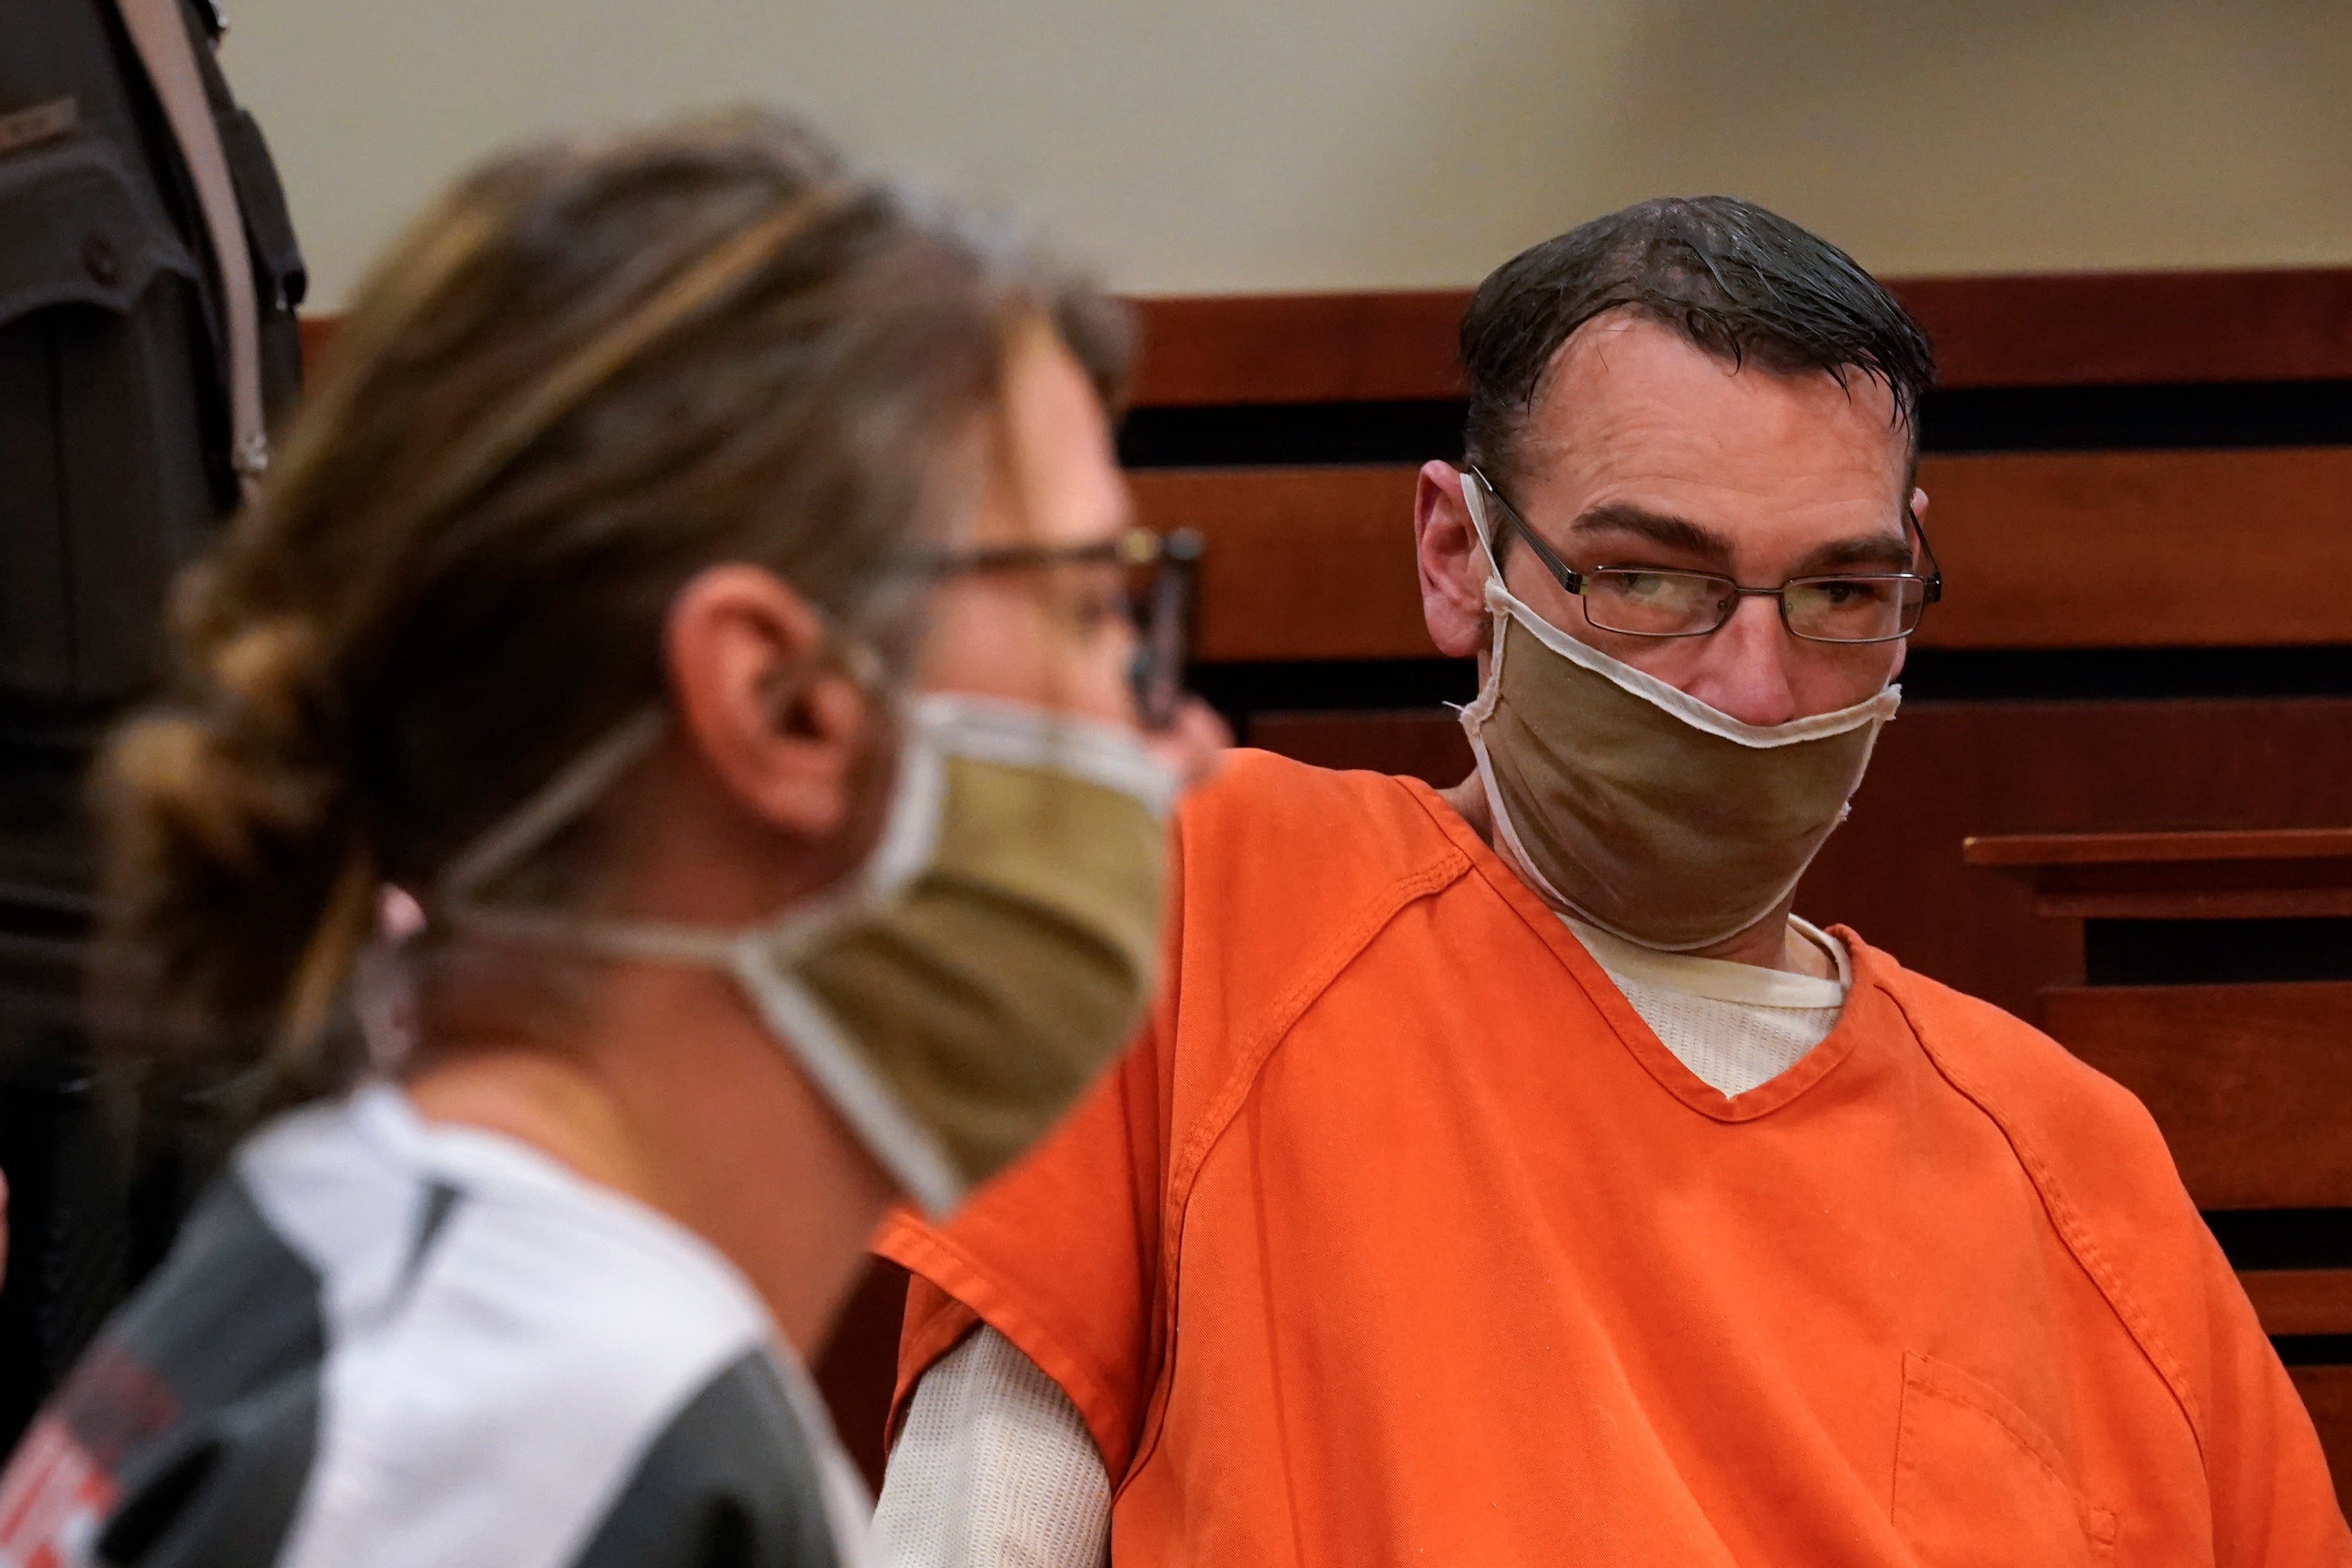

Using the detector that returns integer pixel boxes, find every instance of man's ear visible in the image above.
[1414,460,1491,660]
[664,564,871,838]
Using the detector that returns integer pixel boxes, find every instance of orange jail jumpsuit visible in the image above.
[880,751,2349,1566]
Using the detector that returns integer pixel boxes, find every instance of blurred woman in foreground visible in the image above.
[0,111,1218,1568]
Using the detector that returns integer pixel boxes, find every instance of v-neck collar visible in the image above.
[1397,775,1885,1123]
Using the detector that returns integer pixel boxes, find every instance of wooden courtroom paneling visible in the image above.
[1129,465,1431,662]
[1127,291,1471,406]
[2288,1365,2352,1497]
[1246,698,2352,1020]
[1891,270,2352,390]
[2240,1270,2352,1338]
[1918,448,2352,649]
[300,295,1478,406]
[2034,982,2352,1210]
[1966,828,2352,868]
[1962,828,2352,921]
[1138,449,2352,663]
[1120,271,2352,404]
[298,268,2352,405]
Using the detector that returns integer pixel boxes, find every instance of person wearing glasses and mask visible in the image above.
[874,199,2348,1566]
[0,111,1220,1568]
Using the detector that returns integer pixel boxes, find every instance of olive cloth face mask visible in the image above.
[1457,472,1901,952]
[439,690,1178,1215]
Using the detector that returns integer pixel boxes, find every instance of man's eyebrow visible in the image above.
[1793,534,1917,574]
[1570,504,1734,565]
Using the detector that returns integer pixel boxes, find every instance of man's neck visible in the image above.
[1437,772,1833,980]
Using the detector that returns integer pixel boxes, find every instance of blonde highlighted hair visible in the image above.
[96,109,1130,1113]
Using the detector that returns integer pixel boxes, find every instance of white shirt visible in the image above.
[1564,913,1850,1096]
[0,1083,877,1568]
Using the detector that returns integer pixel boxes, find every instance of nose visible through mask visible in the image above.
[1455,471,1900,952]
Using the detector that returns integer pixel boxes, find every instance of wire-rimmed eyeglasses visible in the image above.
[1470,467,1941,645]
[912,526,1205,728]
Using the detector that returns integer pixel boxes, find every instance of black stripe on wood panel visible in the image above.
[1194,658,1478,738]
[1926,381,2352,453]
[1896,646,2352,701]
[2273,1335,2352,1366]
[2206,1210,2352,1271]
[1122,400,1465,468]
[1119,381,2352,469]
[2084,918,2352,986]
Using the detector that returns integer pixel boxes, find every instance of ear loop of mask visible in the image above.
[1453,470,1586,915]
[436,633,893,925]
[428,638,975,1213]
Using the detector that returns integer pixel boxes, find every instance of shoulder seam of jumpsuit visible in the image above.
[1158,844,1471,1226]
[1874,973,2210,1463]
[1128,842,1473,1487]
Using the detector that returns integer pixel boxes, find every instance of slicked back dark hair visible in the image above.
[1460,196,1935,501]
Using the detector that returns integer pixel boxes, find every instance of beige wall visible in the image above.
[225,0,2352,311]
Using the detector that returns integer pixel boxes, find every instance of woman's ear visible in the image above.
[664,565,871,838]
[1414,460,1491,660]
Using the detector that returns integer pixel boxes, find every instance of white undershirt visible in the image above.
[874,918,1853,1567]
[1564,913,1850,1097]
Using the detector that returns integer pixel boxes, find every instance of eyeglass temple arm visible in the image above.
[1906,505,1944,603]
[916,527,1180,576]
[1469,468,1582,592]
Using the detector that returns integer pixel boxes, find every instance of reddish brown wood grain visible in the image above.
[1963,830,2352,922]
[1123,271,2352,404]
[1135,449,2352,663]
[1246,699,2352,1020]
[2287,1365,2352,1496]
[1127,465,1431,662]
[1128,290,1471,406]
[2239,1270,2352,1338]
[1813,699,2352,1019]
[1892,270,2352,390]
[1916,447,2352,649]
[1966,829,2352,867]
[2035,982,2352,1210]
[300,267,2352,407]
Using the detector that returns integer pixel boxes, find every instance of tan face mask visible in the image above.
[442,692,1176,1215]
[1458,474,1900,952]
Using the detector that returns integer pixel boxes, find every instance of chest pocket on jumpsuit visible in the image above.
[1891,1350,2118,1566]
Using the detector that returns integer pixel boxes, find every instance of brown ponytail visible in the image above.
[94,109,1132,1118]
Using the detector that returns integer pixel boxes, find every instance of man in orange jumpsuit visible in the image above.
[869,197,2351,1566]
